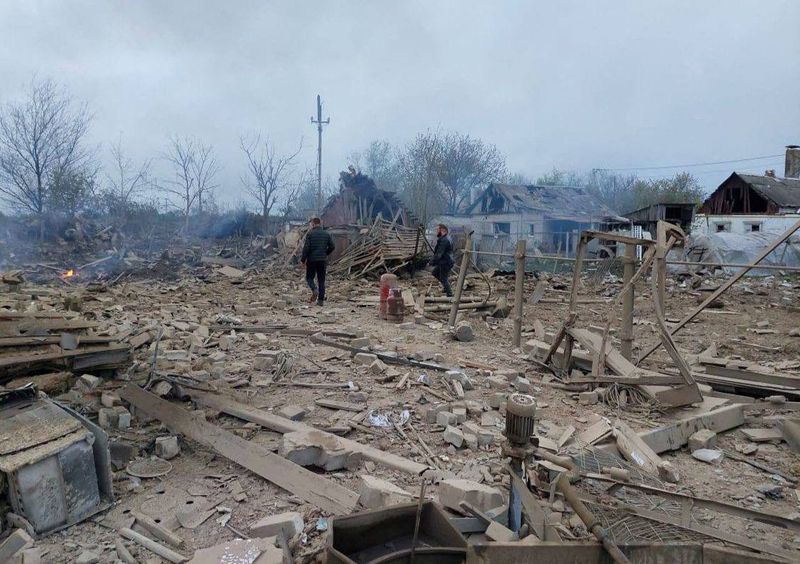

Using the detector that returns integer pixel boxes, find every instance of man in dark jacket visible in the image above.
[431,223,454,297]
[301,217,335,305]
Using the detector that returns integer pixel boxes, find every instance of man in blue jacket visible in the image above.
[301,217,335,306]
[431,223,454,297]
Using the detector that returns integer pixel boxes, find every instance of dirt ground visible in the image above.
[7,258,800,562]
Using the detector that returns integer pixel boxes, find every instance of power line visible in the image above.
[596,153,783,172]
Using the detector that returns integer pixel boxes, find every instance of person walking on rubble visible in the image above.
[301,217,335,306]
[431,223,455,297]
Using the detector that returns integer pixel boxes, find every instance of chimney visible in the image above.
[786,145,800,178]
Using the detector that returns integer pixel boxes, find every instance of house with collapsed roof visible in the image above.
[683,146,800,273]
[694,146,800,236]
[434,183,625,264]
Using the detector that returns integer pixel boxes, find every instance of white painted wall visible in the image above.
[692,214,800,236]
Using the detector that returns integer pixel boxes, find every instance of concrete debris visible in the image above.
[443,425,465,448]
[249,511,304,539]
[357,475,413,508]
[188,537,281,564]
[155,435,181,460]
[688,429,718,452]
[692,448,725,465]
[280,429,362,471]
[438,479,504,513]
[276,404,307,421]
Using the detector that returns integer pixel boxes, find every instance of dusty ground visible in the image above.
[7,258,800,562]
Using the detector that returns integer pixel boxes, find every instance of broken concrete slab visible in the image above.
[0,529,34,563]
[688,429,717,452]
[358,475,413,509]
[276,405,307,421]
[188,537,281,564]
[280,429,362,471]
[249,511,304,539]
[437,411,458,427]
[485,520,518,542]
[741,428,784,443]
[692,448,725,465]
[463,421,494,446]
[438,479,504,513]
[354,352,378,366]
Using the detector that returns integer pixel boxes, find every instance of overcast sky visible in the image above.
[1,1,797,207]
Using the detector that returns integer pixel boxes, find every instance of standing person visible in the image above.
[301,217,335,306]
[431,223,454,297]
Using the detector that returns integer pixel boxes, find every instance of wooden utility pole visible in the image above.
[310,94,330,215]
[512,239,527,347]
[448,231,473,327]
[620,242,636,360]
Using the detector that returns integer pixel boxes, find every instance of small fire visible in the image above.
[62,269,76,279]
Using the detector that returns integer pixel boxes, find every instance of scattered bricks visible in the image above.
[155,436,181,460]
[98,407,119,429]
[514,377,532,393]
[249,511,304,539]
[437,411,459,427]
[354,352,378,366]
[688,429,718,452]
[438,479,504,513]
[115,406,132,430]
[487,376,508,390]
[443,425,465,448]
[101,391,121,408]
[488,393,506,409]
[453,322,474,342]
[358,475,413,509]
[257,349,282,360]
[350,337,370,348]
[452,407,467,424]
[254,356,275,370]
[277,405,307,421]
[424,404,450,424]
[163,350,189,361]
[151,381,173,397]
[280,430,362,471]
[464,400,483,414]
[691,448,725,465]
[463,432,478,450]
[578,391,598,405]
[369,359,388,375]
[657,461,680,483]
[348,392,367,403]
[463,422,494,446]
[756,320,770,328]
[79,373,102,390]
[481,411,503,427]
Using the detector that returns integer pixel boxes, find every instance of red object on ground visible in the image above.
[379,273,398,320]
[386,287,405,323]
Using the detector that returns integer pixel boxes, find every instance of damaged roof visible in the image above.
[733,173,800,208]
[466,183,620,220]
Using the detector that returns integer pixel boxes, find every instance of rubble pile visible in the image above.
[1,222,800,563]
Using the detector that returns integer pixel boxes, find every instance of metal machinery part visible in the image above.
[505,393,536,446]
[503,393,538,532]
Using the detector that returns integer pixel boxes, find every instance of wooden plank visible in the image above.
[638,218,800,363]
[309,333,450,372]
[314,399,366,412]
[120,385,359,514]
[0,335,116,348]
[190,391,430,476]
[0,318,97,336]
[0,344,130,369]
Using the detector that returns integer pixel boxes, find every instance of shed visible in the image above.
[699,173,800,215]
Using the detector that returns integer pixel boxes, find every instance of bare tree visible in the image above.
[437,132,506,213]
[105,135,151,218]
[0,78,93,238]
[192,142,219,214]
[240,133,302,233]
[351,140,401,191]
[161,135,198,233]
[397,131,445,224]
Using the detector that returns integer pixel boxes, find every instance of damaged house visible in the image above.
[435,183,625,266]
[685,146,800,272]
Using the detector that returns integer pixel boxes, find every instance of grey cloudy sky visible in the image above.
[1,1,797,206]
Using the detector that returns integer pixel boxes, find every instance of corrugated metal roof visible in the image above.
[735,174,800,207]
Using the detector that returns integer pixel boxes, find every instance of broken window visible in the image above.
[715,222,730,233]
[528,223,536,236]
[745,222,762,233]
[493,222,511,235]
